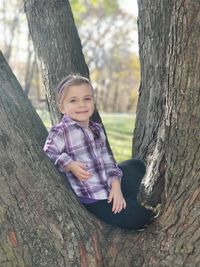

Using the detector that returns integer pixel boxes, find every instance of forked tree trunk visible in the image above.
[0,0,200,266]
[0,50,199,267]
[0,50,161,267]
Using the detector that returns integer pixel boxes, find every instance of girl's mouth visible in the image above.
[76,111,88,114]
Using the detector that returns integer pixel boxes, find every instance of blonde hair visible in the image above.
[56,74,94,105]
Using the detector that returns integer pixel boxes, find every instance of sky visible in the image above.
[119,0,138,17]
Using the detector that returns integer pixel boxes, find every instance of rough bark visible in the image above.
[0,51,107,267]
[132,0,173,206]
[136,0,200,265]
[163,2,200,264]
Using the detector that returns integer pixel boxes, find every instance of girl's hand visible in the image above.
[65,161,92,180]
[108,179,126,213]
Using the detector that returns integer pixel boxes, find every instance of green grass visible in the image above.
[37,109,135,162]
[100,113,135,162]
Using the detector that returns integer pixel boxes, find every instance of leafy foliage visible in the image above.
[69,0,139,112]
[70,0,119,22]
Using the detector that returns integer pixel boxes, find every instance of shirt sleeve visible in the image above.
[100,129,123,189]
[43,126,72,172]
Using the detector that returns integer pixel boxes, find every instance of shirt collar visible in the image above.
[62,115,102,136]
[62,115,77,126]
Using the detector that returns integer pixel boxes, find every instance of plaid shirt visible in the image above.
[44,115,122,200]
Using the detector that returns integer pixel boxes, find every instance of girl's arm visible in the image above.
[44,127,92,180]
[43,127,72,172]
[100,130,123,188]
[65,161,92,180]
[108,179,126,213]
[99,129,126,213]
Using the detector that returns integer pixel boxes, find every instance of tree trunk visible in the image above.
[0,51,107,267]
[132,0,173,206]
[136,0,200,264]
[163,1,200,264]
[24,0,89,125]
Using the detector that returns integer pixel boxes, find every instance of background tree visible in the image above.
[0,0,22,62]
[0,0,42,108]
[77,3,139,112]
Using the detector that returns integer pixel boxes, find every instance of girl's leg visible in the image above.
[118,159,146,199]
[84,198,153,230]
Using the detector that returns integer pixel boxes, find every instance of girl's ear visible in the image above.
[58,103,64,114]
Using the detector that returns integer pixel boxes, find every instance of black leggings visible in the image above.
[84,159,154,230]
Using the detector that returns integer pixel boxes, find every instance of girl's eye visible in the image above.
[69,99,76,103]
[85,97,92,101]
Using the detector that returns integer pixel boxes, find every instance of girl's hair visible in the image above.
[56,74,93,105]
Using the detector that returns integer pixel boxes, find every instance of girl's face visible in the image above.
[59,83,95,126]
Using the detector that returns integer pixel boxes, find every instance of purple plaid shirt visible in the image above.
[44,115,122,201]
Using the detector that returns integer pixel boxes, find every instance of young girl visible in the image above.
[44,74,154,230]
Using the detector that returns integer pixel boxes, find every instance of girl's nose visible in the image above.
[78,100,86,107]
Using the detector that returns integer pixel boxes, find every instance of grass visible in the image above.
[37,109,135,162]
[100,113,135,162]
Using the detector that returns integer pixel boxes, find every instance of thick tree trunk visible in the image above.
[163,2,200,264]
[24,0,89,124]
[0,51,107,267]
[132,0,173,206]
[135,0,200,264]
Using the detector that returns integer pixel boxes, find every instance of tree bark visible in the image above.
[163,2,200,264]
[0,51,107,267]
[132,0,173,205]
[135,0,200,264]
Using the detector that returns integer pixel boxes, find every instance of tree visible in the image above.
[0,0,200,267]
[0,51,106,267]
[0,0,23,62]
[78,9,138,113]
[132,0,173,205]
